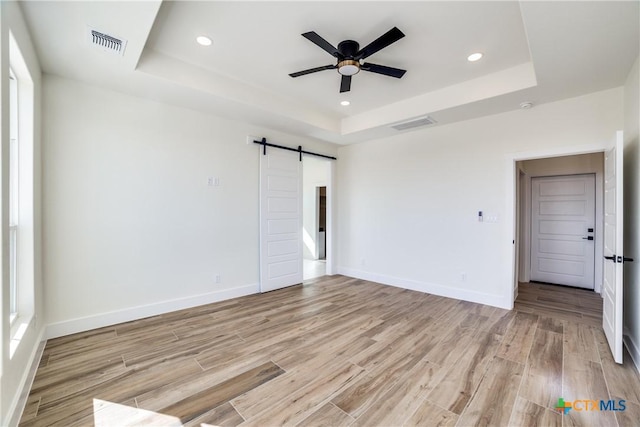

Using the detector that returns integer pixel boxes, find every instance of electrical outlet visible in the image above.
[360,258,366,266]
[461,272,467,282]
[208,177,220,187]
[215,274,221,284]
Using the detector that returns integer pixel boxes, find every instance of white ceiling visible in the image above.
[19,1,640,145]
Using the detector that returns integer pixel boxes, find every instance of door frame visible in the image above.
[302,155,335,275]
[301,155,334,274]
[315,185,327,260]
[506,143,608,308]
[324,160,336,275]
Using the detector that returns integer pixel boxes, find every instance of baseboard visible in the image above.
[337,267,512,309]
[5,328,45,427]
[45,283,259,339]
[623,327,640,375]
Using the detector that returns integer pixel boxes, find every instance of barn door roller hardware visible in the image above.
[254,137,337,161]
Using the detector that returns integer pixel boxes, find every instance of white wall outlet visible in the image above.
[360,258,366,266]
[208,177,220,187]
[215,274,221,284]
[461,272,467,282]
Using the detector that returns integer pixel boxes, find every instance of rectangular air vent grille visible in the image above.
[391,115,437,131]
[87,27,127,56]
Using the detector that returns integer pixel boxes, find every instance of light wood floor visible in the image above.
[20,276,640,426]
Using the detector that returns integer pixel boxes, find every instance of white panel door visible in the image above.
[603,131,624,364]
[531,175,596,289]
[260,149,303,292]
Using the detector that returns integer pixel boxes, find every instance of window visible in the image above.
[9,68,18,325]
[8,32,36,358]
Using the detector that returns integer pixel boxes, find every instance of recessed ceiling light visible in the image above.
[467,52,483,62]
[340,100,350,106]
[196,36,212,46]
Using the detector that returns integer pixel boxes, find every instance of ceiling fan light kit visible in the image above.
[337,59,360,76]
[289,27,407,93]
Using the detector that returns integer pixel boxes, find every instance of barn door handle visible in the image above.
[604,255,616,261]
[621,256,634,263]
[582,236,594,240]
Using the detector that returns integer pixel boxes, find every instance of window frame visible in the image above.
[8,67,19,326]
[8,31,36,358]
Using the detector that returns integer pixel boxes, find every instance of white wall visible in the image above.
[302,156,330,259]
[337,88,623,309]
[42,75,337,335]
[0,2,44,426]
[517,153,604,291]
[623,56,640,370]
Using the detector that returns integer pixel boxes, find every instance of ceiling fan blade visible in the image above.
[361,62,406,78]
[289,64,337,78]
[355,27,405,60]
[340,75,352,93]
[302,31,340,58]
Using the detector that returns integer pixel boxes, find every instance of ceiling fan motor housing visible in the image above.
[337,40,361,75]
[338,40,360,57]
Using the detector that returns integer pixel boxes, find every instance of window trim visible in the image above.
[8,68,19,324]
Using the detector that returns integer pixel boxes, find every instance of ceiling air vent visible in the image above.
[87,27,127,56]
[391,115,437,131]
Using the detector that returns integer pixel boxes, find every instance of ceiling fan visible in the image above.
[289,27,407,93]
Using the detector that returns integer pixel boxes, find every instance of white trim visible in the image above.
[505,142,609,307]
[325,160,335,275]
[45,283,259,339]
[624,328,640,375]
[4,328,45,427]
[338,267,512,309]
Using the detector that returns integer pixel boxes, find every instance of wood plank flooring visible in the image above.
[19,277,640,426]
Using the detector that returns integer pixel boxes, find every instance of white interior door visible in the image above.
[260,148,303,293]
[530,175,596,289]
[603,131,625,364]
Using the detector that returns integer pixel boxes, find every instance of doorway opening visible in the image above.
[508,132,625,363]
[516,153,604,291]
[514,153,604,318]
[303,156,331,280]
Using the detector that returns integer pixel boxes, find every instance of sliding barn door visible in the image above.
[259,149,303,292]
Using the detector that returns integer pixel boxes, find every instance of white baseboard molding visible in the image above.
[623,327,640,375]
[5,328,45,427]
[45,283,259,339]
[337,267,511,309]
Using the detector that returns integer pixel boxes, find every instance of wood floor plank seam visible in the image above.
[228,400,246,423]
[507,373,529,426]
